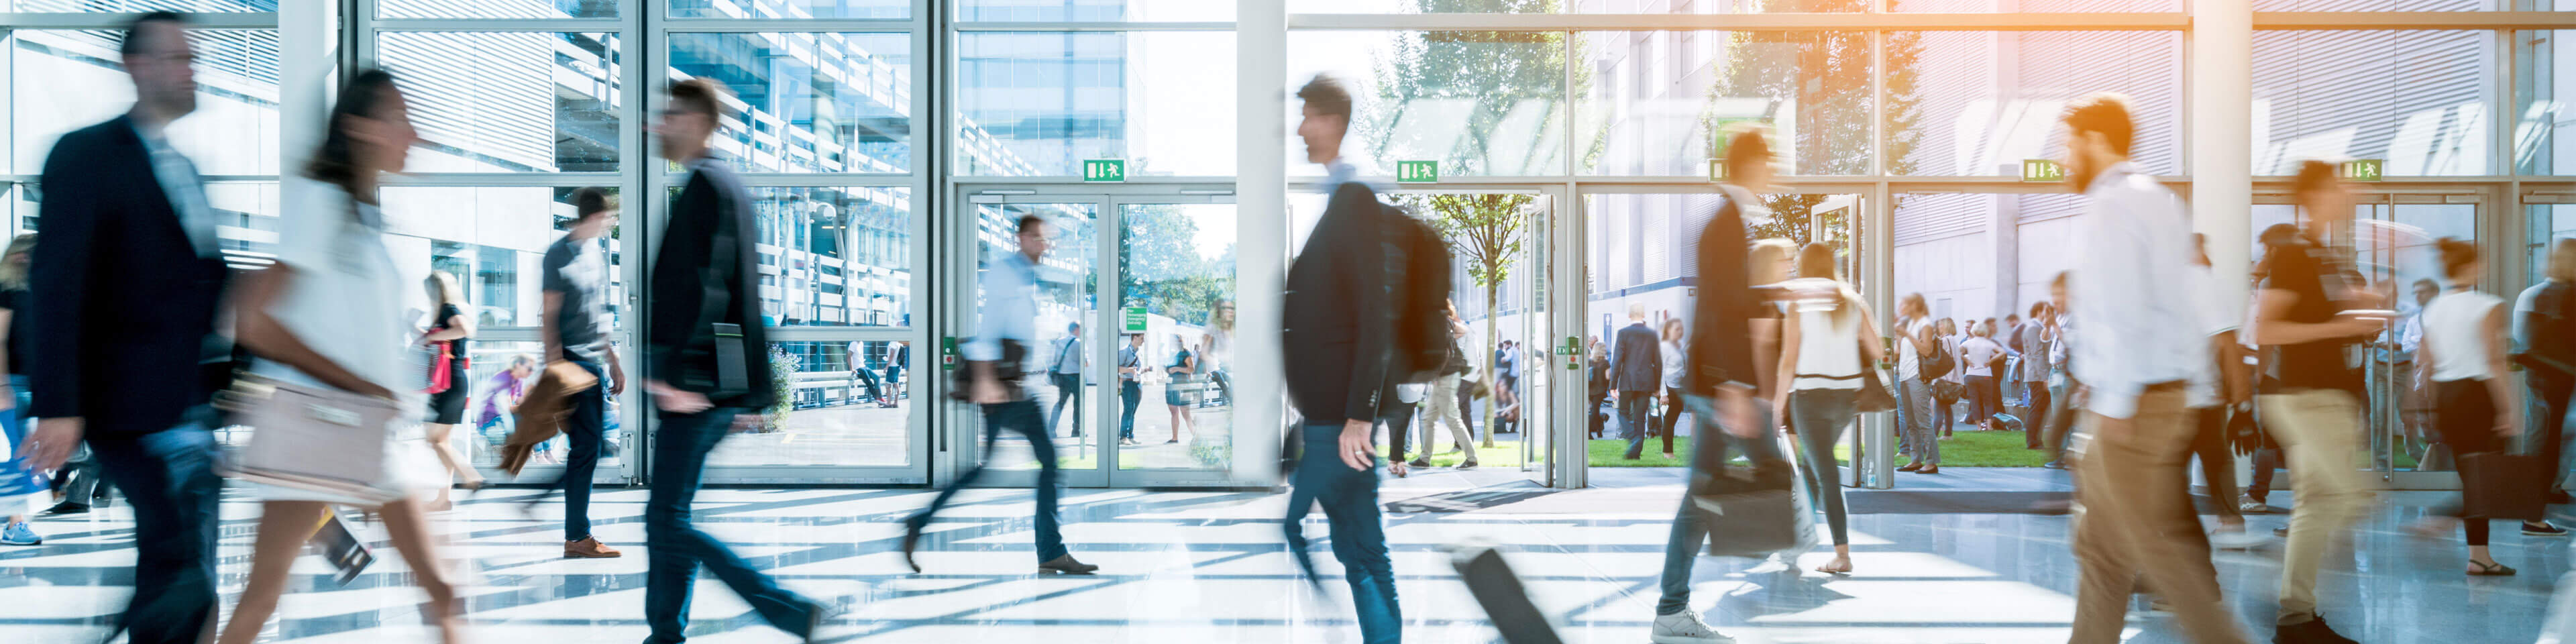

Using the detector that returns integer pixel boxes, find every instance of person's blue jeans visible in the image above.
[1283,423,1400,644]
[1787,389,1855,546]
[88,420,221,644]
[537,360,608,542]
[1657,394,1778,616]
[1119,380,1142,441]
[645,407,819,643]
[1619,390,1655,460]
[908,398,1068,562]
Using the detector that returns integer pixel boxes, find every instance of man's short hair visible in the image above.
[2293,159,2340,195]
[572,186,614,218]
[1721,123,1773,176]
[668,77,731,119]
[2051,270,2070,288]
[2259,223,2302,247]
[1297,74,1352,123]
[2061,92,2136,156]
[120,11,187,59]
[1016,214,1046,233]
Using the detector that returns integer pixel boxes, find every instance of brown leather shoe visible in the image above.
[565,537,623,558]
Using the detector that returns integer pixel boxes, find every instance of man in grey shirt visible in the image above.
[534,186,626,559]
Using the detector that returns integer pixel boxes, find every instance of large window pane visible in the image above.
[1892,0,2181,9]
[960,0,1229,21]
[11,29,281,175]
[669,32,913,174]
[703,340,912,468]
[2252,0,2491,9]
[1287,30,1565,178]
[1576,31,1869,176]
[380,32,622,172]
[2255,30,2493,176]
[747,186,915,327]
[380,0,613,18]
[2522,30,2573,175]
[669,0,906,18]
[975,201,1097,472]
[12,0,272,10]
[382,186,624,329]
[1117,203,1237,470]
[1892,31,2182,176]
[957,32,1236,176]
[2533,204,2576,286]
[1294,0,1864,13]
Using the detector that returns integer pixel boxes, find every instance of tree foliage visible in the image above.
[1118,205,1234,327]
[1711,0,1923,247]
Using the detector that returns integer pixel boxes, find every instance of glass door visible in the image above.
[951,191,1110,488]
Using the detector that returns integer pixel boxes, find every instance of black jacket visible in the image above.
[1283,182,1397,426]
[1684,194,1757,396]
[1613,322,1662,392]
[648,155,775,411]
[29,115,231,436]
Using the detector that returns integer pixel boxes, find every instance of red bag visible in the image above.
[425,341,454,394]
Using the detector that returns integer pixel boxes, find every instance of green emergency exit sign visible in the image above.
[2341,158,2384,182]
[2021,159,2067,182]
[1396,160,1439,183]
[1083,159,1126,182]
[1124,307,1148,333]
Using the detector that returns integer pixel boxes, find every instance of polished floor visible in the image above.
[0,473,2564,643]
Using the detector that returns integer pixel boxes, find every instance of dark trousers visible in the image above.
[89,424,221,644]
[1588,394,1609,438]
[535,360,607,542]
[2023,382,2052,447]
[853,366,884,402]
[645,407,818,643]
[2045,378,2082,462]
[1283,423,1399,644]
[1659,386,1684,454]
[2530,373,2573,494]
[1934,387,1957,435]
[1658,396,1778,616]
[1457,384,1478,439]
[1619,390,1655,460]
[1966,374,2000,425]
[1049,372,1083,437]
[2247,445,2282,502]
[2192,405,2243,522]
[1383,400,1417,462]
[1118,380,1142,440]
[908,398,1068,562]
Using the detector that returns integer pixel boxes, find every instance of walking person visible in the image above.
[2017,302,2054,448]
[640,78,839,643]
[1656,317,1688,459]
[1894,294,1942,474]
[899,211,1098,577]
[1280,74,1401,644]
[1775,242,1882,575]
[1048,322,1085,439]
[2186,234,2263,549]
[1615,305,1663,460]
[1411,303,1476,468]
[0,233,40,546]
[2409,239,2560,576]
[1118,333,1144,445]
[1495,339,1521,435]
[1959,321,2006,431]
[1648,124,1780,644]
[420,272,484,512]
[1163,333,1196,444]
[886,340,910,405]
[2514,238,2576,505]
[15,14,235,643]
[2043,272,2081,469]
[217,68,466,644]
[2255,160,2385,643]
[529,185,625,559]
[2057,93,2252,644]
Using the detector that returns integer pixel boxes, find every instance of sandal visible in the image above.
[2469,560,2517,576]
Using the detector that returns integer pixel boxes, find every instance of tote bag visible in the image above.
[227,378,406,506]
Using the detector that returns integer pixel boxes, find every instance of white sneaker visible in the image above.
[1652,610,1735,644]
[2237,494,2269,514]
[2209,526,2269,550]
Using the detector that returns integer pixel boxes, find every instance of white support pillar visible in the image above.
[1234,0,1287,482]
[2193,0,2253,494]
[2192,0,2253,303]
[278,0,338,176]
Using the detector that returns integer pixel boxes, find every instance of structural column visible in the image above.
[279,1,336,174]
[1234,0,1287,480]
[2192,0,2253,301]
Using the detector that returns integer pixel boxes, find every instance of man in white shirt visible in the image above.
[2057,93,2252,644]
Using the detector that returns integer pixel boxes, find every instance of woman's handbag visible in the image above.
[423,341,454,394]
[224,378,406,506]
[1856,368,1898,413]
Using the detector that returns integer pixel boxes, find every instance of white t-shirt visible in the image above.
[2423,288,2506,382]
[248,178,433,500]
[1894,317,1928,380]
[1960,336,2004,378]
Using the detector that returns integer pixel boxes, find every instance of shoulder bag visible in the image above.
[225,376,407,506]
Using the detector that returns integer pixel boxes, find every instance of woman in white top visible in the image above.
[1894,294,1941,473]
[2412,238,2548,575]
[218,70,465,644]
[1958,321,2007,432]
[1654,317,1687,459]
[1774,243,1884,574]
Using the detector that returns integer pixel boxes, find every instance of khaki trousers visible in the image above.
[2069,384,2251,644]
[2258,388,2371,625]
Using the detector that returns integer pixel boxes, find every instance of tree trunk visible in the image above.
[1483,281,1499,449]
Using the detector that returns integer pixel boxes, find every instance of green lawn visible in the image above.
[1583,429,2058,468]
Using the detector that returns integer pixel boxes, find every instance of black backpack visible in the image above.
[1383,203,1456,385]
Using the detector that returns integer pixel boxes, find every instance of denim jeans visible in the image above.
[1657,394,1778,616]
[537,359,608,542]
[1283,423,1399,644]
[1619,390,1655,460]
[89,421,221,644]
[1118,380,1142,440]
[909,398,1068,562]
[1788,389,1855,546]
[645,407,818,643]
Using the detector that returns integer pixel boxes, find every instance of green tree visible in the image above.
[1118,205,1234,328]
[1710,1,1923,251]
[1395,193,1529,448]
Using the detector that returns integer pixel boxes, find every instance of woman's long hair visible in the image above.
[304,68,401,203]
[1748,238,1795,284]
[1796,242,1862,327]
[0,233,36,290]
[425,271,464,311]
